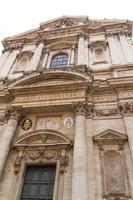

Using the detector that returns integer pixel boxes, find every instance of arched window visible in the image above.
[50,53,68,68]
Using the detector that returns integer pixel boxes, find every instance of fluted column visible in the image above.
[0,106,25,180]
[42,49,49,69]
[119,32,133,63]
[72,102,88,200]
[107,33,120,65]
[29,42,44,71]
[77,34,85,65]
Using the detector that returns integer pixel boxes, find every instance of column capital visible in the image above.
[5,106,26,122]
[73,101,86,116]
[72,101,93,117]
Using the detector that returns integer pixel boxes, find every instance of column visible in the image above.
[77,34,85,65]
[72,102,88,200]
[119,32,133,63]
[84,39,89,67]
[29,42,44,71]
[0,49,20,78]
[70,46,75,66]
[42,49,49,69]
[86,117,95,200]
[107,33,120,65]
[0,106,25,180]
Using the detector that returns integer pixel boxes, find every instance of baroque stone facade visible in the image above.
[0,16,133,200]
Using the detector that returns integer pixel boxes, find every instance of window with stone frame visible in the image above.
[20,165,56,200]
[50,53,68,68]
[14,51,33,72]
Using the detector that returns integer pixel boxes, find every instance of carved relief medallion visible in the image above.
[22,119,32,130]
[64,117,73,128]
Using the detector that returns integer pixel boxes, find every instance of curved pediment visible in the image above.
[8,69,91,88]
[14,129,73,148]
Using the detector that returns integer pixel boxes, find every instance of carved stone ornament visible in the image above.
[64,117,73,128]
[118,103,133,115]
[22,118,32,130]
[72,101,93,117]
[5,106,26,122]
[54,19,76,28]
[93,108,120,117]
[89,40,108,52]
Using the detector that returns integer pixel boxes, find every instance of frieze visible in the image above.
[13,91,85,103]
[92,95,117,103]
[93,108,120,117]
[119,92,133,99]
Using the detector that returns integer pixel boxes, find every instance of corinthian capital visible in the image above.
[5,106,26,122]
[73,101,86,116]
[72,101,93,117]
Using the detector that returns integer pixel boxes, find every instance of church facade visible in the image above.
[0,16,133,200]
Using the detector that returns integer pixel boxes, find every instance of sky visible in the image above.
[0,0,133,54]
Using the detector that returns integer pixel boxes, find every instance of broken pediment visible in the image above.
[14,129,73,148]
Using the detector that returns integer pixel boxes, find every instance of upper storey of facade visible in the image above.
[0,16,133,82]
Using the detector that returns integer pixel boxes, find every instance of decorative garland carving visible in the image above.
[118,103,133,115]
[14,149,69,174]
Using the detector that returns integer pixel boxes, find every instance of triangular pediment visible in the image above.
[40,16,89,30]
[14,129,73,148]
[93,129,127,141]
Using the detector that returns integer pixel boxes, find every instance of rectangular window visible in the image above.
[20,165,56,200]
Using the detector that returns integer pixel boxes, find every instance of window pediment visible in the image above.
[93,129,127,148]
[13,129,73,148]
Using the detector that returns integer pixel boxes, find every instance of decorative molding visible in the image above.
[5,106,26,122]
[118,103,133,115]
[93,108,120,118]
[93,129,127,151]
[106,30,132,38]
[89,40,108,52]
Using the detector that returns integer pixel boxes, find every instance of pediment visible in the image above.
[14,129,73,148]
[40,16,89,30]
[46,41,76,51]
[93,129,127,142]
[7,69,91,88]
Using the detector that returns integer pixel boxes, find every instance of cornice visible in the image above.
[2,18,132,50]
